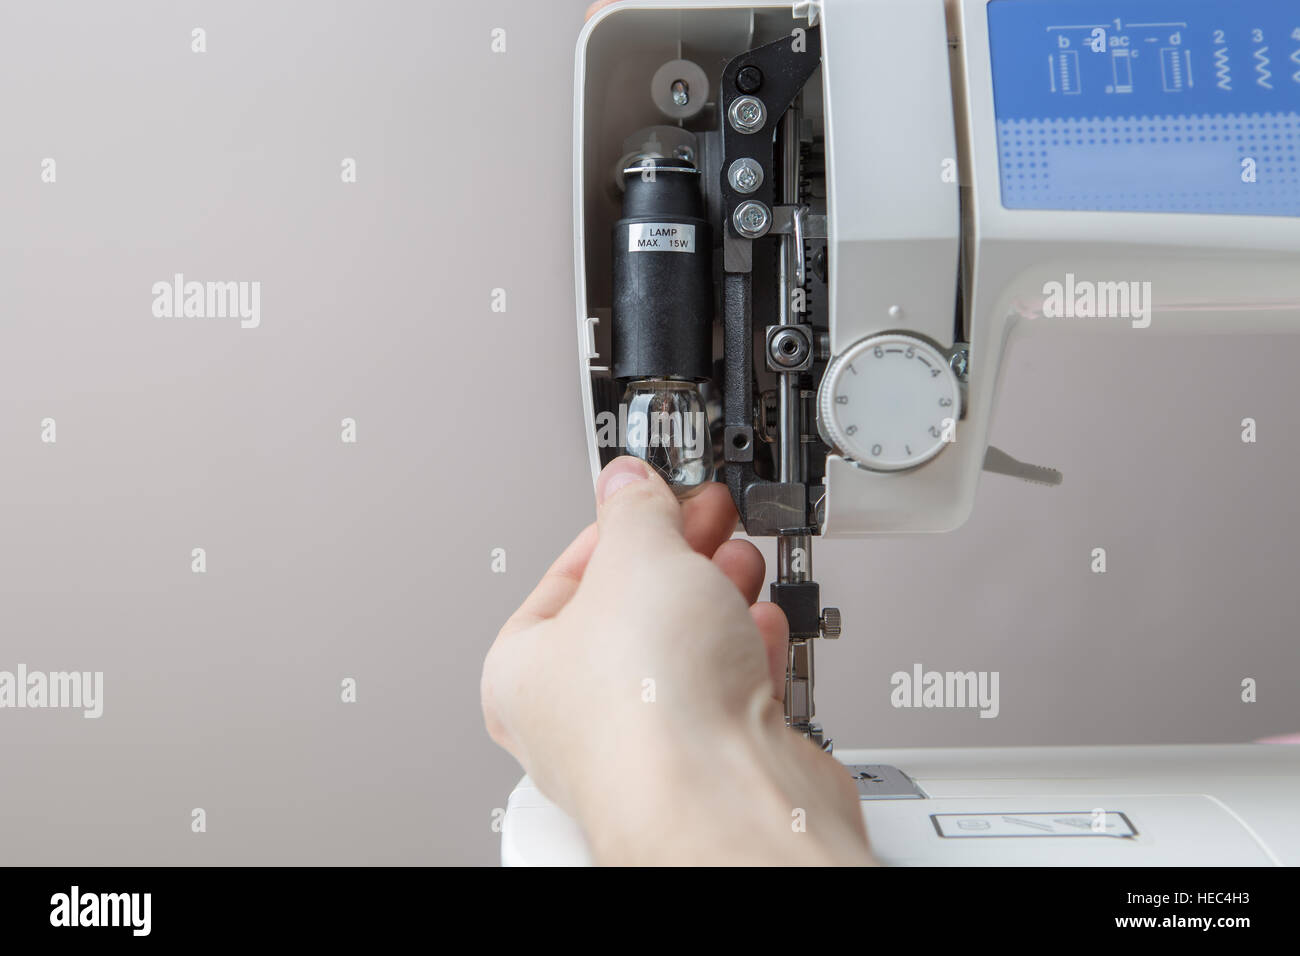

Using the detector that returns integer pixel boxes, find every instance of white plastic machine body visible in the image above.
[506,745,1300,866]
[505,0,1300,865]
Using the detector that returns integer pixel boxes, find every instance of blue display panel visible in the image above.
[987,0,1300,215]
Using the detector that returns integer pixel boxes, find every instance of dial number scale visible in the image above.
[817,333,961,472]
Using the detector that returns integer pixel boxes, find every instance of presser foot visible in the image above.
[790,720,832,752]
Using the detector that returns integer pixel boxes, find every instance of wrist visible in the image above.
[573,696,872,865]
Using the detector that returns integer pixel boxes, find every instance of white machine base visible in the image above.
[502,744,1300,866]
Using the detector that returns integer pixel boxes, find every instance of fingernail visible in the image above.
[596,457,649,505]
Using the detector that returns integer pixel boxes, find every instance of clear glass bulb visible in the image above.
[622,380,713,498]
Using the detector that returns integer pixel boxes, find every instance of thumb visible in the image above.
[593,456,687,562]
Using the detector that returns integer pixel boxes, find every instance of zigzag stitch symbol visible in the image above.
[1214,48,1231,90]
[1254,46,1272,89]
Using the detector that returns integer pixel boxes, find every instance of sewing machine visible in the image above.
[501,0,1300,865]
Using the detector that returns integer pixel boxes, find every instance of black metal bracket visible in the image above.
[716,27,823,536]
[718,27,823,236]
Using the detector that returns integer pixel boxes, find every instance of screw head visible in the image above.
[768,327,810,369]
[727,157,763,194]
[820,607,842,639]
[949,348,970,379]
[673,144,695,165]
[732,200,771,238]
[727,95,767,134]
[736,65,763,93]
[670,79,689,107]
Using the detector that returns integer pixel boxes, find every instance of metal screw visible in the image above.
[727,95,767,134]
[768,327,809,369]
[820,607,842,639]
[673,144,695,165]
[949,346,970,379]
[736,65,763,93]
[727,157,763,194]
[732,200,771,238]
[670,79,689,107]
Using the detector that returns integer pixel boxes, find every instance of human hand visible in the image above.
[481,457,873,865]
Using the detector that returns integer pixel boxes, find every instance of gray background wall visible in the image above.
[0,0,1295,866]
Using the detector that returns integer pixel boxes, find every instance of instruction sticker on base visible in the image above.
[931,811,1137,838]
[628,222,695,253]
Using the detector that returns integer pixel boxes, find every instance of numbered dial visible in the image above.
[817,334,961,472]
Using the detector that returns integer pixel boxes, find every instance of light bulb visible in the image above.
[621,379,713,497]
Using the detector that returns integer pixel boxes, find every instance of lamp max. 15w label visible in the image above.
[627,222,695,253]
